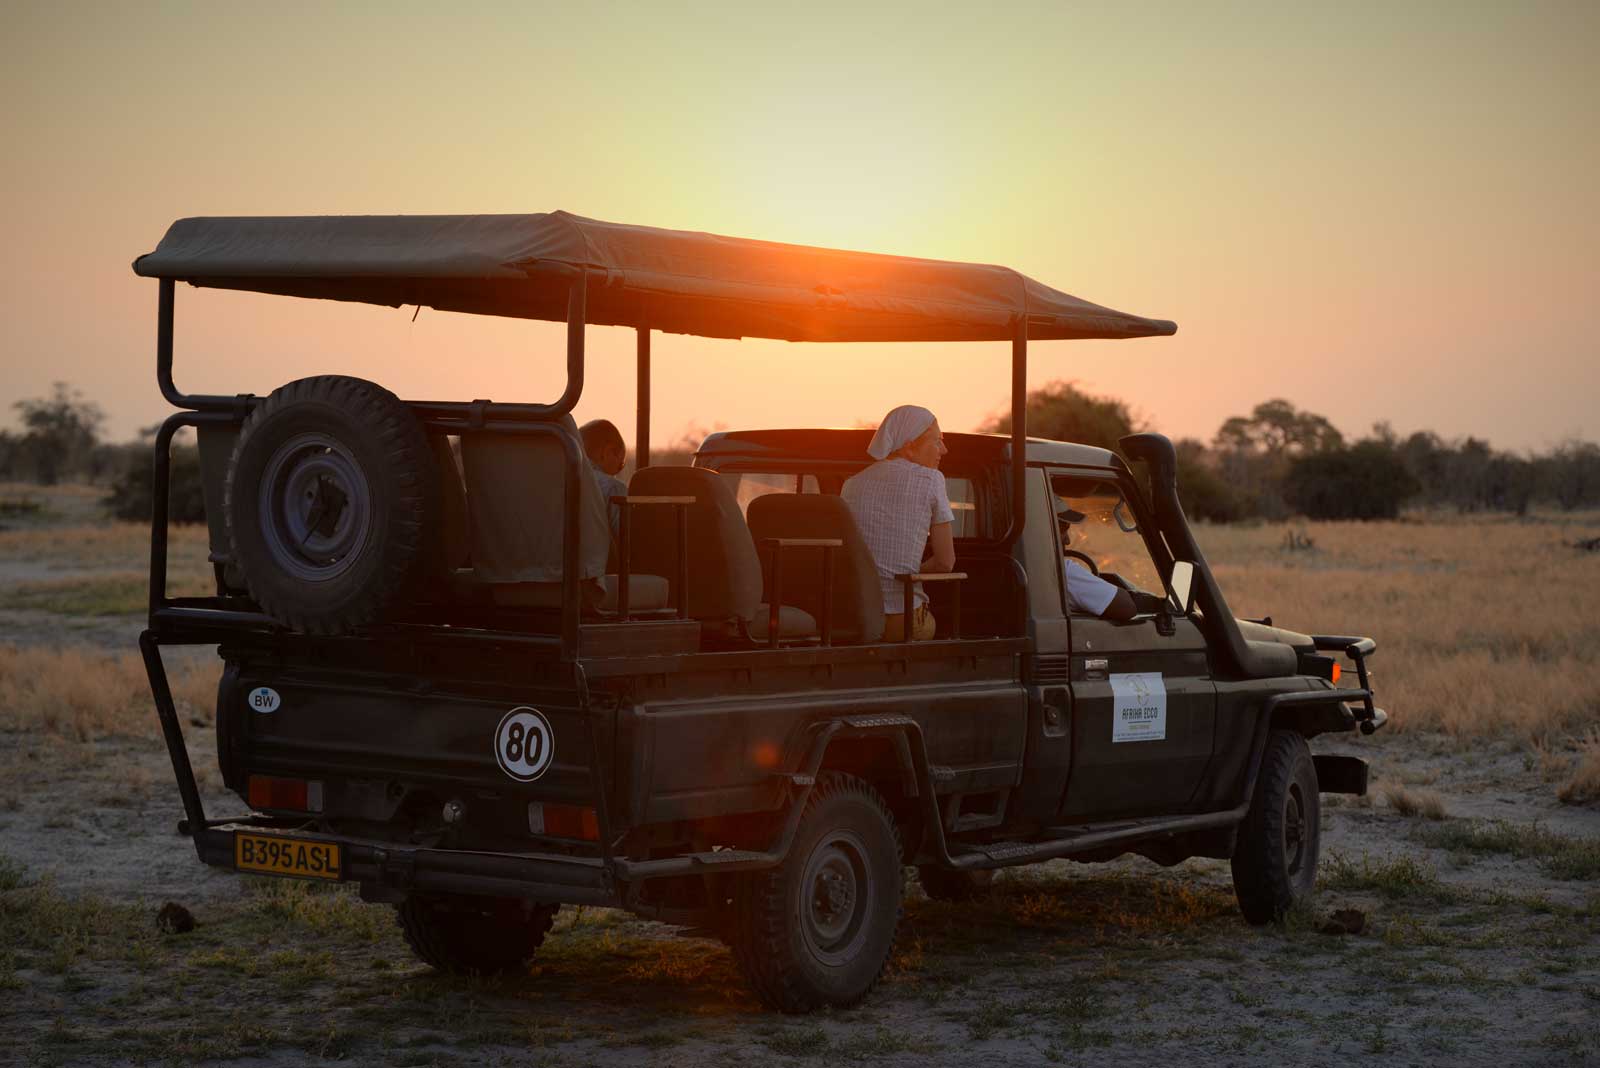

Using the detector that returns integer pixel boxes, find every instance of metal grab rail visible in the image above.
[157,264,591,422]
[1311,633,1382,732]
[894,571,968,642]
[760,538,843,647]
[613,495,694,620]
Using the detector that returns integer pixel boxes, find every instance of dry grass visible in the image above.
[1200,512,1600,746]
[1381,784,1448,820]
[1557,730,1600,805]
[0,644,220,743]
[0,520,210,582]
[0,570,211,615]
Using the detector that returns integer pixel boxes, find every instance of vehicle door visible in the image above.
[1052,470,1217,821]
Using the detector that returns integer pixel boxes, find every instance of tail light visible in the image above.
[247,775,323,812]
[528,802,599,841]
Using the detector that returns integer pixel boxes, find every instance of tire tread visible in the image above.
[731,773,903,1013]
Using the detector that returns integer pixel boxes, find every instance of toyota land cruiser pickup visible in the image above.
[132,212,1384,1012]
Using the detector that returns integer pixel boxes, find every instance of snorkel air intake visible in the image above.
[1119,433,1286,680]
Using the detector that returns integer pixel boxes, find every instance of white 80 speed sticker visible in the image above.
[494,707,554,782]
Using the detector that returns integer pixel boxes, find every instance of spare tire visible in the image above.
[224,375,439,634]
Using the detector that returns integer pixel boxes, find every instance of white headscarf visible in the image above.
[866,405,936,461]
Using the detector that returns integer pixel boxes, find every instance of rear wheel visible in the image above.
[916,865,994,903]
[1231,729,1321,924]
[396,894,558,974]
[731,774,903,1012]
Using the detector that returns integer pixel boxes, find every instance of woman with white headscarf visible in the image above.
[841,405,956,641]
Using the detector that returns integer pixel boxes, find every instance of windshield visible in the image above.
[1051,475,1162,594]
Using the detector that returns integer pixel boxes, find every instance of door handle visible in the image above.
[1082,657,1109,680]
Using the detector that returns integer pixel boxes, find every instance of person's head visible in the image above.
[897,419,946,469]
[579,419,626,476]
[1057,506,1086,547]
[867,405,946,470]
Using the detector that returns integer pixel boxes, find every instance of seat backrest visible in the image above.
[747,494,885,643]
[459,417,610,584]
[628,466,761,624]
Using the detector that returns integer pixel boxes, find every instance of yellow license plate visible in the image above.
[235,833,341,881]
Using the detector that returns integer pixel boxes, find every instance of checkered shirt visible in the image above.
[841,459,955,613]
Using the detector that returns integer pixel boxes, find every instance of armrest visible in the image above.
[611,495,696,505]
[891,572,969,642]
[760,537,845,549]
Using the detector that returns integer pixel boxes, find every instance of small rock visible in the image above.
[156,901,195,934]
[1319,908,1365,936]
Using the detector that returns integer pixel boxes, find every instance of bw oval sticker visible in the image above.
[494,707,554,782]
[248,687,282,714]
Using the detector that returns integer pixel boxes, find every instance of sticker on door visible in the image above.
[1110,672,1166,743]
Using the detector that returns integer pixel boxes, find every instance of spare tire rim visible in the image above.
[799,830,873,966]
[258,432,373,582]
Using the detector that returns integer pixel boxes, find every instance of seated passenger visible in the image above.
[579,419,628,536]
[842,405,955,641]
[1059,507,1164,623]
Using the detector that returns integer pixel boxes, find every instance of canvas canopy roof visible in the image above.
[133,211,1176,344]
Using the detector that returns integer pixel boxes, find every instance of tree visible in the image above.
[980,381,1140,452]
[1211,399,1344,520]
[1544,440,1600,511]
[11,382,105,484]
[1173,438,1246,523]
[1215,398,1343,456]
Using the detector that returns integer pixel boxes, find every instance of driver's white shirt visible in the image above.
[1064,559,1118,616]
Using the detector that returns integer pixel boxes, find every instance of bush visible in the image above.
[1283,442,1420,520]
[103,444,207,525]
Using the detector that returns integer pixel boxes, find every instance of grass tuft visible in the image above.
[1382,784,1448,820]
[1318,852,1460,902]
[1411,820,1600,881]
[1557,730,1600,804]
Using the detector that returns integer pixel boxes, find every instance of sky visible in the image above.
[3,1,1596,453]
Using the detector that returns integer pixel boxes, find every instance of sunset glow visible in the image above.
[3,3,1596,451]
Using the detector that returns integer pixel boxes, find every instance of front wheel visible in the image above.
[1231,729,1321,924]
[731,774,903,1012]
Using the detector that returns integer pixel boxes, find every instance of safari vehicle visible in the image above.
[134,212,1385,1012]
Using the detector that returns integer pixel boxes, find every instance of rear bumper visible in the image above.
[191,819,807,905]
[195,824,621,905]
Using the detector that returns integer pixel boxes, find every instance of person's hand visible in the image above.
[1130,591,1168,615]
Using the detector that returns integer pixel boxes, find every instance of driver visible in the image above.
[1059,506,1150,623]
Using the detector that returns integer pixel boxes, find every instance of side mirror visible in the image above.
[1169,560,1197,614]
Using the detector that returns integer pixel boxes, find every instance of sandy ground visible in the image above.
[0,493,1595,1066]
[3,663,1596,1067]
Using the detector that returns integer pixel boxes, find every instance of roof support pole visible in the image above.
[561,268,586,418]
[154,279,253,413]
[636,327,651,468]
[1009,316,1028,543]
